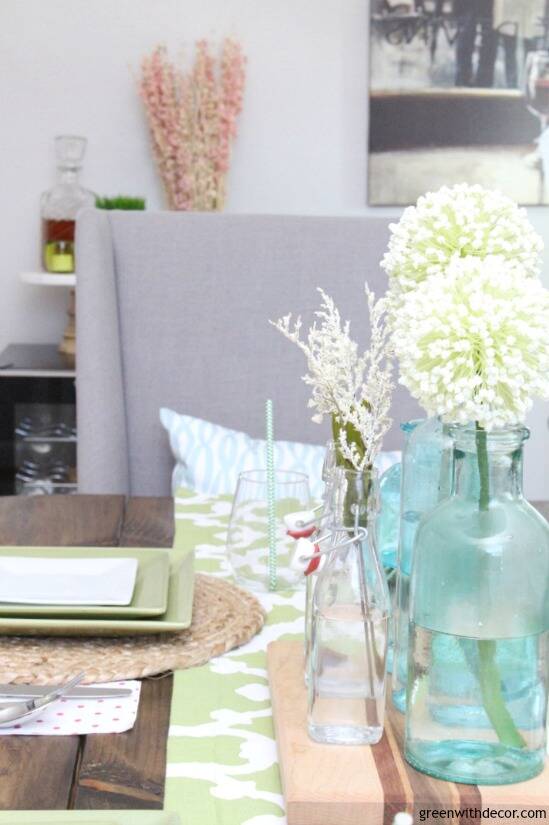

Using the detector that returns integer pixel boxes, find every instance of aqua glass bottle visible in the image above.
[378,460,401,571]
[405,425,549,785]
[392,417,452,712]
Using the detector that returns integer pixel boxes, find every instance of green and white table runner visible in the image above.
[164,489,304,824]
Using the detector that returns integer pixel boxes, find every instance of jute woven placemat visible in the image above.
[0,574,265,684]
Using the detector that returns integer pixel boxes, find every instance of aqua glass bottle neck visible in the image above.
[400,418,423,440]
[451,426,527,504]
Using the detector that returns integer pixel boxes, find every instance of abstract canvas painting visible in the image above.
[368,1,549,205]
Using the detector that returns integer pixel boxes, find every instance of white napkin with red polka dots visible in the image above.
[0,679,141,735]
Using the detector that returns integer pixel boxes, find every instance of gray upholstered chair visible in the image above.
[75,210,420,496]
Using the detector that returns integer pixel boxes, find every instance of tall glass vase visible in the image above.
[392,417,452,711]
[405,425,549,785]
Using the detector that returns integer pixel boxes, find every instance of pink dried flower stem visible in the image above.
[139,40,246,211]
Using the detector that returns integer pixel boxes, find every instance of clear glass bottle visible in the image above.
[41,136,95,273]
[304,441,337,681]
[308,468,391,745]
[378,459,401,673]
[406,425,549,785]
[392,417,452,712]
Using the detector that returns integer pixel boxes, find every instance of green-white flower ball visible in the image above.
[392,255,549,430]
[382,184,543,303]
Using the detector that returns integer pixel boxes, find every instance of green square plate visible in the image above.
[0,812,181,824]
[0,547,193,636]
[0,547,170,619]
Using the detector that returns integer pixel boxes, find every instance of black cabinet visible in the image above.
[0,345,76,495]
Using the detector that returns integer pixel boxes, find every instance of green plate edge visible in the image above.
[0,547,194,637]
[0,811,181,824]
[0,547,171,618]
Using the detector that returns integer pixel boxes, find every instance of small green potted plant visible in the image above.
[95,196,146,210]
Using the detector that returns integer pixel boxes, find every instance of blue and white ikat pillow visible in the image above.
[160,408,400,499]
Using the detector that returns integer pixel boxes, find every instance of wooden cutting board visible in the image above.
[267,640,549,825]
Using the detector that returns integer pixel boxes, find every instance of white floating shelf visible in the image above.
[20,272,76,287]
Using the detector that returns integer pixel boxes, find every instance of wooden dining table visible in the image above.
[0,494,547,815]
[0,494,175,811]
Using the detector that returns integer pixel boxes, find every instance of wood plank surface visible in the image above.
[118,497,174,548]
[0,495,125,548]
[72,676,173,809]
[73,497,175,809]
[0,736,80,810]
[268,640,549,825]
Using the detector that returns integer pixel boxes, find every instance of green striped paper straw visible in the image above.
[266,399,277,591]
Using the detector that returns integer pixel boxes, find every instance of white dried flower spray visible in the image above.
[392,255,549,430]
[382,184,543,306]
[271,286,394,469]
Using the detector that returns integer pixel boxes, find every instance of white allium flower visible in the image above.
[392,255,549,430]
[382,184,543,305]
[271,286,394,468]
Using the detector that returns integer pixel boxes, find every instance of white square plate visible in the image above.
[0,556,138,606]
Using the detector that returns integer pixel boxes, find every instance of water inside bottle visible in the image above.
[308,603,388,745]
[406,623,547,784]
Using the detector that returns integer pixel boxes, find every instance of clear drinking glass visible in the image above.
[308,468,391,745]
[405,425,549,785]
[227,469,310,591]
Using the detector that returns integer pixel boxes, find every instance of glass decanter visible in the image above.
[308,467,391,745]
[41,136,95,273]
[392,417,452,712]
[406,425,549,785]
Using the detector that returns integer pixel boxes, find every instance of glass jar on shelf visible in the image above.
[41,135,95,273]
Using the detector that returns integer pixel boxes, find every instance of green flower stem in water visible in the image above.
[331,413,365,471]
[331,413,371,528]
[474,422,526,749]
[476,424,490,512]
[478,639,527,749]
